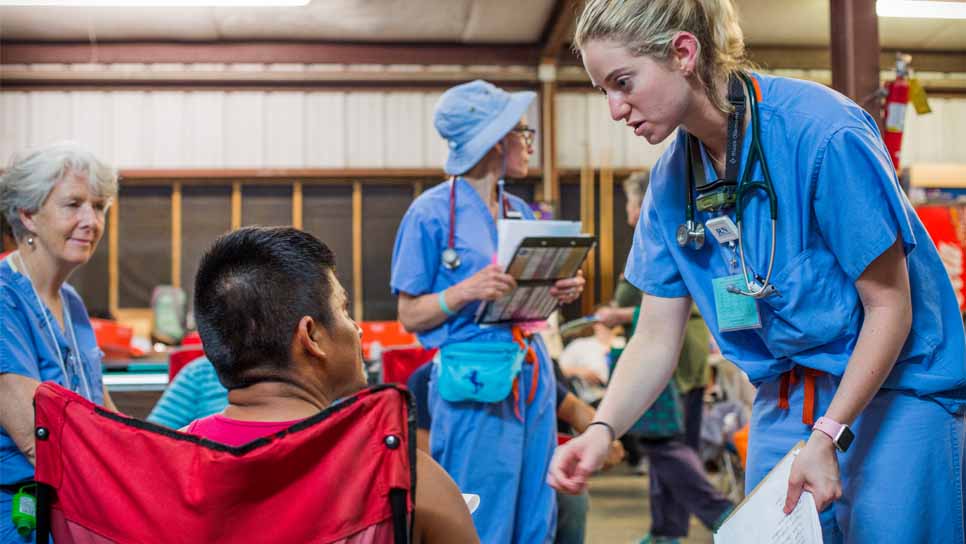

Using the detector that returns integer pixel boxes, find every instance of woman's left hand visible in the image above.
[783,431,842,514]
[550,270,585,304]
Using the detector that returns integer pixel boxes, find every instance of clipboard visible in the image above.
[713,440,823,543]
[475,235,596,325]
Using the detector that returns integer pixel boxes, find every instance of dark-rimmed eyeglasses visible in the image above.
[511,126,537,147]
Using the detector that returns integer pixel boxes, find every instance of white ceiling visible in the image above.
[0,0,964,50]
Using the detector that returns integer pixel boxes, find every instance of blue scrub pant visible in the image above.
[748,372,965,543]
[428,339,558,544]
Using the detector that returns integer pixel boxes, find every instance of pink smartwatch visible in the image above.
[813,416,854,453]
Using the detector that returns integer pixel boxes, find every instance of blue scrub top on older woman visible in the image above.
[0,258,105,544]
[626,72,966,543]
[0,260,105,486]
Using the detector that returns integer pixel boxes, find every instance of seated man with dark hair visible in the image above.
[189,226,478,544]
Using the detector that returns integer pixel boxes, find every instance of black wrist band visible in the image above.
[586,421,616,442]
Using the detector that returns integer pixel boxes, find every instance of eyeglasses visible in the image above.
[511,126,537,147]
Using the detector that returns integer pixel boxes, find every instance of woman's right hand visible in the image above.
[546,423,612,494]
[457,264,516,302]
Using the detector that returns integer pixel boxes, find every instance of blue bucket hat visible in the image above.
[434,80,536,176]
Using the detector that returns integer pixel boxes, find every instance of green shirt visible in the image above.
[619,277,709,393]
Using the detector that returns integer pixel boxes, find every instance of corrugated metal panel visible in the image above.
[29,92,71,149]
[384,92,425,168]
[2,89,964,170]
[304,92,346,168]
[0,92,29,163]
[148,91,185,168]
[71,92,113,164]
[224,91,264,167]
[264,91,304,167]
[555,92,588,169]
[346,92,385,168]
[112,91,146,168]
[423,91,448,168]
[183,91,225,168]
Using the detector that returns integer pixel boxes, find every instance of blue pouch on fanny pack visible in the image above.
[437,341,526,403]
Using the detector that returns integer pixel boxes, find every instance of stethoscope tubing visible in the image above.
[685,72,779,299]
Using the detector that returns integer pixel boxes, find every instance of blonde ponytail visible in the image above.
[575,0,751,113]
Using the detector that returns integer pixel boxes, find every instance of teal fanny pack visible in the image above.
[437,341,526,403]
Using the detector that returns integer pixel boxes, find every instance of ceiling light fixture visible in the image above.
[876,0,966,19]
[0,0,309,6]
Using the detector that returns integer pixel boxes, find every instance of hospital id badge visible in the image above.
[712,275,761,332]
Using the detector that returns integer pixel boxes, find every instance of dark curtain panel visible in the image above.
[503,181,534,207]
[558,182,584,320]
[241,185,292,227]
[362,185,412,321]
[302,185,355,315]
[181,186,232,307]
[559,181,582,222]
[612,187,634,286]
[119,186,172,308]
[68,210,110,317]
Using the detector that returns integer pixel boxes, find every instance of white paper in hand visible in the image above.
[714,444,823,544]
[496,220,581,269]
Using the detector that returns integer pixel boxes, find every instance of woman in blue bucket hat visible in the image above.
[390,80,585,543]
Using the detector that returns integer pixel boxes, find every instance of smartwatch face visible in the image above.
[836,426,855,453]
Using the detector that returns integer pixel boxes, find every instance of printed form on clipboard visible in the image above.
[714,441,823,544]
[475,219,595,325]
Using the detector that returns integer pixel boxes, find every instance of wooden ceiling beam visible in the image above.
[539,0,580,63]
[559,43,966,73]
[0,40,539,66]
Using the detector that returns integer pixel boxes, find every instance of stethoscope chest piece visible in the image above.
[676,220,706,250]
[441,247,461,270]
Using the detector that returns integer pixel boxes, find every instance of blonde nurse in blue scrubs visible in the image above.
[548,2,966,543]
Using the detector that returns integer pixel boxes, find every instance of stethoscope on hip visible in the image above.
[677,72,779,299]
[440,177,515,270]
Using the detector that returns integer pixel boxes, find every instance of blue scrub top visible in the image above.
[625,73,966,412]
[0,257,104,486]
[390,178,535,348]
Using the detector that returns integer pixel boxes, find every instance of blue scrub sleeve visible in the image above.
[0,289,42,379]
[555,381,568,410]
[390,206,443,297]
[624,186,689,298]
[812,126,918,281]
[407,362,434,430]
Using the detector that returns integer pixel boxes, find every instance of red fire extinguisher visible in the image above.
[882,54,911,172]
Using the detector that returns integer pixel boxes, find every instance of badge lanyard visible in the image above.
[14,252,92,399]
[680,72,780,300]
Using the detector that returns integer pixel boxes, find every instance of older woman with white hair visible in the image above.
[0,142,118,541]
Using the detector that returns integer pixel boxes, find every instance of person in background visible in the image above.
[186,226,478,544]
[558,319,615,405]
[407,362,624,544]
[0,142,119,542]
[596,170,710,452]
[147,356,227,430]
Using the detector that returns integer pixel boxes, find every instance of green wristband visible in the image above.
[439,290,457,317]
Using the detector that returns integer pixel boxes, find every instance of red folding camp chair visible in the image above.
[381,347,438,385]
[33,382,415,543]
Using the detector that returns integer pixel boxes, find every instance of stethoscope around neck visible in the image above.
[677,72,779,299]
[441,176,512,270]
[12,251,93,399]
